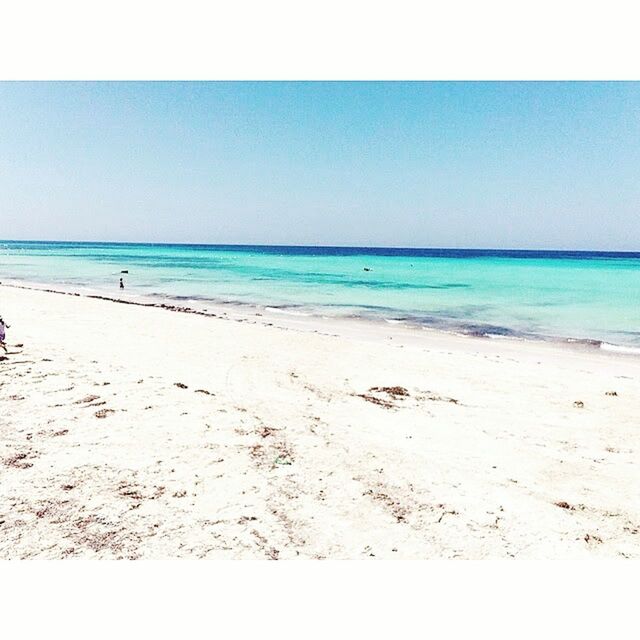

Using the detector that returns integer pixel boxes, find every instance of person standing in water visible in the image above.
[119,277,124,290]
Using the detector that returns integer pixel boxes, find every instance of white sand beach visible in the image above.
[1,283,639,559]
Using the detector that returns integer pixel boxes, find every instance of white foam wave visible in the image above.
[600,342,640,355]
[264,306,310,317]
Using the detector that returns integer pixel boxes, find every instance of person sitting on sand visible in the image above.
[0,316,9,353]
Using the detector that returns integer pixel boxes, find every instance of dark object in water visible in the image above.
[121,270,129,274]
[363,267,372,272]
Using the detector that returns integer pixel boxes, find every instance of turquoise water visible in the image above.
[1,241,640,349]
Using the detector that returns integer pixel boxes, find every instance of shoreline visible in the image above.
[2,278,639,358]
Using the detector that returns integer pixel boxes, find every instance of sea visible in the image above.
[1,241,639,352]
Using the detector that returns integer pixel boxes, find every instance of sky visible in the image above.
[0,81,639,250]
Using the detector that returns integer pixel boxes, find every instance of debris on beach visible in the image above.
[369,386,410,398]
[355,386,410,408]
[74,394,100,404]
[258,426,278,438]
[421,392,459,404]
[174,382,188,389]
[356,393,394,408]
[355,385,460,410]
[3,451,34,469]
[605,391,618,396]
[584,533,603,544]
[95,408,115,419]
[573,400,584,408]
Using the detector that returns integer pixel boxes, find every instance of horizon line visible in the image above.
[1,238,639,255]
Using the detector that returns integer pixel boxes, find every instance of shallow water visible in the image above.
[1,241,639,349]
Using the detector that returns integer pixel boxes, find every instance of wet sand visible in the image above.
[1,283,639,558]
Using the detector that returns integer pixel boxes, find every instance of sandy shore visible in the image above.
[1,283,639,559]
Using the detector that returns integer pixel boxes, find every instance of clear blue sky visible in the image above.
[1,81,639,249]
